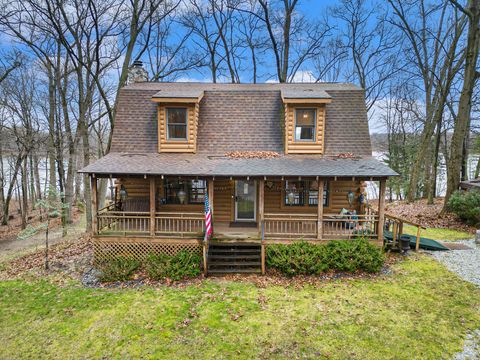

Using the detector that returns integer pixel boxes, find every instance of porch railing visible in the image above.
[264,213,318,239]
[322,214,378,240]
[155,212,204,238]
[96,210,204,238]
[96,209,379,241]
[97,211,151,236]
[263,212,379,240]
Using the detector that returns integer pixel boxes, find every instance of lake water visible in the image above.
[366,152,480,200]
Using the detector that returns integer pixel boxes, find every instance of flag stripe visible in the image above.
[205,190,213,238]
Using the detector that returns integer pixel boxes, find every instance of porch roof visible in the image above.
[79,152,398,178]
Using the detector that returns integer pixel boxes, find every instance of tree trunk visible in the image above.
[29,154,36,208]
[33,155,42,201]
[461,132,470,181]
[47,65,57,197]
[444,0,480,211]
[428,119,442,204]
[20,157,28,229]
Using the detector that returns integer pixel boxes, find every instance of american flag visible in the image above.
[204,191,212,239]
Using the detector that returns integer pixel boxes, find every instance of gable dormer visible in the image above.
[281,89,332,154]
[152,89,204,153]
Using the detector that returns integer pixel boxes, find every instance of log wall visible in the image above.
[284,104,325,154]
[157,102,198,153]
[118,177,362,220]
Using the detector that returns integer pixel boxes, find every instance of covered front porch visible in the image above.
[90,175,387,243]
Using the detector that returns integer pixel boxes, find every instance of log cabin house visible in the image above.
[80,77,397,274]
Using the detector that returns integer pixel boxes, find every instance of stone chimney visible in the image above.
[127,60,148,84]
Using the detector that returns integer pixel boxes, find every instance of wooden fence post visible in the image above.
[415,227,421,251]
[91,175,98,234]
[377,178,386,243]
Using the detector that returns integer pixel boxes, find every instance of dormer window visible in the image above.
[167,107,187,140]
[295,109,316,141]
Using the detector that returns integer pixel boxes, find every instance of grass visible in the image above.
[1,256,480,359]
[403,224,472,241]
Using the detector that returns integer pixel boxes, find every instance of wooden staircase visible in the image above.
[207,242,262,274]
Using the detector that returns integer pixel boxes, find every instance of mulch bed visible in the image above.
[381,198,475,233]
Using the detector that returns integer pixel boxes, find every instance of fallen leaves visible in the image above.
[336,152,357,159]
[379,197,475,233]
[0,235,93,281]
[225,151,280,159]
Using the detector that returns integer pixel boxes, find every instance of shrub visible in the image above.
[323,239,385,273]
[145,250,201,281]
[266,239,385,276]
[447,190,480,226]
[266,242,329,276]
[97,256,140,282]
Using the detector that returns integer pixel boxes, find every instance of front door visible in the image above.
[235,180,256,221]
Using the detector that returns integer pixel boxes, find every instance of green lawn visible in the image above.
[1,257,480,359]
[403,224,472,241]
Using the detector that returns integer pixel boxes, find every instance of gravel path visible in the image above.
[429,239,480,359]
[430,240,480,286]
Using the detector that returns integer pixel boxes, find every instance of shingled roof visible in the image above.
[81,82,396,177]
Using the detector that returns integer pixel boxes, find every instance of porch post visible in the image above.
[90,175,98,234]
[149,177,156,236]
[208,178,214,220]
[317,179,324,240]
[259,179,266,274]
[258,179,265,233]
[377,178,386,243]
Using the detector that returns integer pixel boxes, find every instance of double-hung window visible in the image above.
[295,109,316,141]
[167,108,187,140]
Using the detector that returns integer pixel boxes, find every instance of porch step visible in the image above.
[207,242,262,275]
[209,254,260,260]
[208,268,262,274]
[209,247,260,252]
[209,261,261,266]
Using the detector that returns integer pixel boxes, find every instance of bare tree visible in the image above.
[181,0,222,82]
[387,0,466,202]
[443,0,480,210]
[332,0,400,113]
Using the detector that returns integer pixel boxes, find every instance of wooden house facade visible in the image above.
[80,79,397,274]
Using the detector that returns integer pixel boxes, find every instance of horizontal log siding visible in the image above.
[157,103,198,153]
[284,104,325,154]
[264,180,361,214]
[213,179,234,222]
[119,178,361,219]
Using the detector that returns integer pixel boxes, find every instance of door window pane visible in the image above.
[236,181,255,220]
